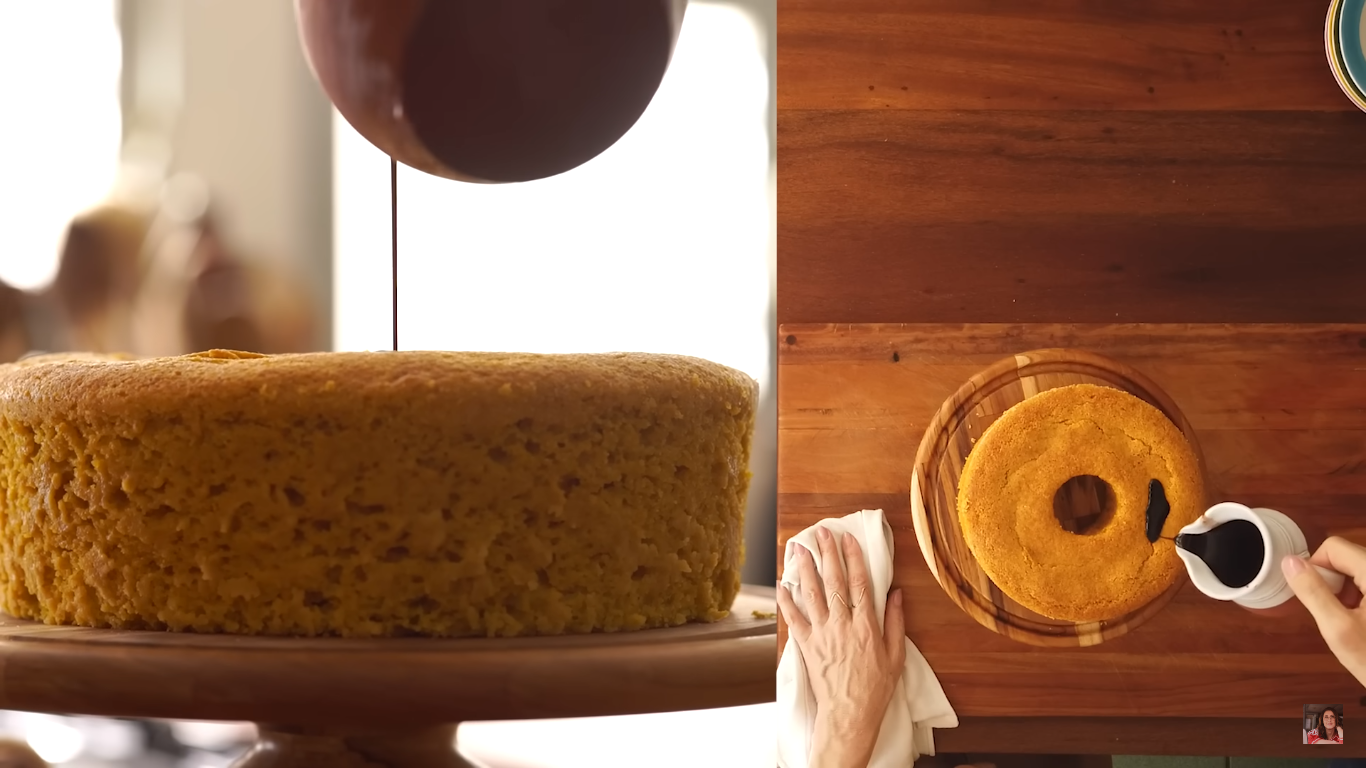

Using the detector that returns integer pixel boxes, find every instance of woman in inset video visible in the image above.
[1308,706,1344,745]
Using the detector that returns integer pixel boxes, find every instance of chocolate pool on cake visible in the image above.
[0,349,757,638]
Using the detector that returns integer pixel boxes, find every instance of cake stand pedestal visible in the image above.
[0,587,776,767]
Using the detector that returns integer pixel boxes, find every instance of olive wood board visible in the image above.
[911,348,1209,647]
[778,324,1366,728]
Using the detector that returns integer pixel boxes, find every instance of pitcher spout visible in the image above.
[1176,513,1220,536]
[1173,545,1237,599]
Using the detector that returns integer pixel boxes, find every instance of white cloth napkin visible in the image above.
[776,509,958,768]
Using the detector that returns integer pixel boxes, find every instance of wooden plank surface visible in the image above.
[777,107,1366,324]
[779,0,1347,112]
[776,323,1366,755]
[776,0,1366,326]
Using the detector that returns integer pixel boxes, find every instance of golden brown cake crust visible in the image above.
[0,350,757,638]
[956,383,1205,622]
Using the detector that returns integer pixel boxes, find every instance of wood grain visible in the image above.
[0,588,775,728]
[776,325,1366,750]
[777,109,1366,324]
[778,0,1366,752]
[910,349,1204,647]
[776,0,1366,326]
[779,0,1348,112]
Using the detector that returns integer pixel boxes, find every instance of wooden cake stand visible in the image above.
[0,587,776,767]
[910,349,1209,648]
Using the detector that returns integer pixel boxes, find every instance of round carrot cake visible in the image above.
[956,383,1204,622]
[0,349,757,637]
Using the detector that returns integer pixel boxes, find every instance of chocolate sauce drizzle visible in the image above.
[1144,479,1171,543]
[391,157,399,352]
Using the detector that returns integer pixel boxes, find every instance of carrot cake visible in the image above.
[957,383,1204,622]
[0,350,757,637]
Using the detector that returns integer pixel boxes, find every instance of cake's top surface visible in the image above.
[956,382,1205,621]
[0,350,757,421]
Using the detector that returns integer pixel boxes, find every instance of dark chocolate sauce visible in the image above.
[391,157,398,352]
[1174,519,1265,588]
[1144,479,1171,543]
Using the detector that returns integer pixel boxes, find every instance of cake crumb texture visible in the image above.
[956,383,1205,622]
[0,350,757,637]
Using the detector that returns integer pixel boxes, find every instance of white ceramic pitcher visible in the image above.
[1176,502,1347,610]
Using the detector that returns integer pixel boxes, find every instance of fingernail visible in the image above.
[892,589,902,606]
[1282,554,1307,577]
[817,526,831,541]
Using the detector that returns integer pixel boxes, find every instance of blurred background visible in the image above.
[0,0,775,765]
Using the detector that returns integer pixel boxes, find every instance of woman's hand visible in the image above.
[777,527,906,768]
[1283,536,1366,685]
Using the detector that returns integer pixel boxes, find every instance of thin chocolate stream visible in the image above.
[1144,479,1171,543]
[391,156,398,352]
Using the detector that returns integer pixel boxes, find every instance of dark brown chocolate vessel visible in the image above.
[295,0,686,183]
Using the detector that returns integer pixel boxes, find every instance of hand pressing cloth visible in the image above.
[777,509,957,768]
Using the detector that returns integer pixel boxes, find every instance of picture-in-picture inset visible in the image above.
[1304,703,1345,744]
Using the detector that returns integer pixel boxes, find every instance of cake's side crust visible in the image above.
[0,350,757,637]
[956,383,1204,622]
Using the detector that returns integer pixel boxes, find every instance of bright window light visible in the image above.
[18,714,86,764]
[0,3,123,291]
[458,704,776,768]
[334,3,772,388]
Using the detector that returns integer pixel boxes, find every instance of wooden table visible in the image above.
[779,0,1366,326]
[779,323,1366,756]
[777,0,1366,756]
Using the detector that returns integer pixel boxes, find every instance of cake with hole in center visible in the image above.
[956,383,1204,622]
[0,349,757,637]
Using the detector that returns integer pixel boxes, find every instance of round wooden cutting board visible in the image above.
[910,349,1208,648]
[0,587,775,767]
